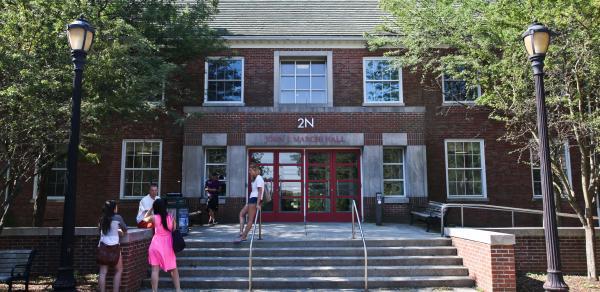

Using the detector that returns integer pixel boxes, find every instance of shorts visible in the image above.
[207,197,218,211]
[248,197,258,205]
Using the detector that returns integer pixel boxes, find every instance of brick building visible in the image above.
[8,0,582,227]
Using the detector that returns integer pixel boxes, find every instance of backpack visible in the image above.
[263,182,273,203]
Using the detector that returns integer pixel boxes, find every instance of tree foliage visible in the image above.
[369,0,600,279]
[0,0,224,231]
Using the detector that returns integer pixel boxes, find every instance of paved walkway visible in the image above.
[185,222,439,241]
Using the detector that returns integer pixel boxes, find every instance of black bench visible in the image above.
[410,201,446,232]
[0,249,35,291]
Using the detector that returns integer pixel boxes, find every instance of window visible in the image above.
[363,58,403,104]
[445,140,487,198]
[531,143,571,198]
[45,156,67,198]
[204,57,244,103]
[205,148,227,196]
[279,60,327,104]
[442,74,480,103]
[383,148,405,196]
[120,140,162,198]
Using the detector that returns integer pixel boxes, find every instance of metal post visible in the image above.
[53,50,86,291]
[461,206,464,227]
[258,209,262,240]
[530,54,568,291]
[512,211,515,227]
[352,202,355,239]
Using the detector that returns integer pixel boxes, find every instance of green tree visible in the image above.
[0,0,224,232]
[369,0,600,279]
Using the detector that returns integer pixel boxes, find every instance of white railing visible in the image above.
[248,208,261,291]
[351,200,368,291]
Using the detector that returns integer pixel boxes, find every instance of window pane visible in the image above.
[251,152,274,164]
[281,198,301,212]
[311,91,327,103]
[207,165,226,180]
[384,165,403,180]
[308,152,329,164]
[279,152,302,164]
[308,199,330,212]
[281,62,295,75]
[279,166,302,180]
[308,182,328,196]
[336,166,358,180]
[311,62,326,75]
[206,149,226,163]
[280,182,302,197]
[366,82,383,102]
[336,199,352,212]
[336,152,358,163]
[384,181,404,196]
[311,76,326,90]
[281,77,295,90]
[336,182,358,196]
[297,77,310,89]
[383,149,403,163]
[296,62,310,75]
[258,165,274,180]
[280,91,295,103]
[308,166,329,180]
[296,91,309,103]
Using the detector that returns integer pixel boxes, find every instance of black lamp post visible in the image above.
[522,23,569,291]
[53,17,95,291]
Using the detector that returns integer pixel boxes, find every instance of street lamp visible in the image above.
[53,17,95,291]
[522,23,569,291]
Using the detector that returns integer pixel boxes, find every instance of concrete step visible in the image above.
[148,276,475,289]
[176,255,464,266]
[183,238,452,248]
[177,246,457,257]
[162,265,470,278]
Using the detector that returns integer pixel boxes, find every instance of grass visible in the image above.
[518,273,600,292]
[0,274,98,291]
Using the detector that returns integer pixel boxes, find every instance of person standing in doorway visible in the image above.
[235,164,264,243]
[204,172,222,225]
[97,200,127,292]
[136,183,160,228]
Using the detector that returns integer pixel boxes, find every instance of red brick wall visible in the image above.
[452,237,517,292]
[514,235,600,274]
[0,228,151,291]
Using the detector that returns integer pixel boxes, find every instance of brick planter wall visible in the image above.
[446,228,517,292]
[0,227,152,291]
[484,227,600,274]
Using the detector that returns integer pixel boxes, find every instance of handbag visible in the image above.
[172,229,186,253]
[96,242,120,266]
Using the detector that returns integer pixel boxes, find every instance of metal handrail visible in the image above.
[248,208,261,291]
[439,202,598,236]
[351,200,368,291]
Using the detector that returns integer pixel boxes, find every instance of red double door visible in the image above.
[249,149,361,222]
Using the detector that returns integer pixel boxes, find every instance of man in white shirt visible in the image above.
[136,183,160,228]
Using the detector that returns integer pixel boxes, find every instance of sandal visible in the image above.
[233,237,247,244]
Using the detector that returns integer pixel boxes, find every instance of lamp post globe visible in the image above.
[522,22,569,292]
[53,17,95,291]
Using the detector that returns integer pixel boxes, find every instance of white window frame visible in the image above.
[204,56,245,105]
[363,57,404,106]
[444,139,487,199]
[442,74,481,105]
[32,163,68,202]
[531,142,572,199]
[382,147,406,197]
[204,147,228,197]
[274,51,333,107]
[119,139,163,199]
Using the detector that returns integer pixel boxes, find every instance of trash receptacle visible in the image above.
[166,193,189,236]
[375,192,384,226]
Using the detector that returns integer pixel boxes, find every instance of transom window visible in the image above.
[205,148,228,196]
[442,74,480,103]
[531,143,571,198]
[121,140,162,197]
[445,140,486,198]
[204,57,244,103]
[280,60,327,104]
[363,58,403,104]
[383,148,405,196]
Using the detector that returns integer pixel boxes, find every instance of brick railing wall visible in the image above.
[446,228,518,292]
[0,227,152,291]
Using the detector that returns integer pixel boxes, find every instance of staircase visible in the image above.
[147,238,474,290]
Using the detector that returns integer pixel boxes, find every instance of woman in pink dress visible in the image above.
[144,198,181,292]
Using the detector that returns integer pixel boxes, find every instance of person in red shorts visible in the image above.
[136,183,160,228]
